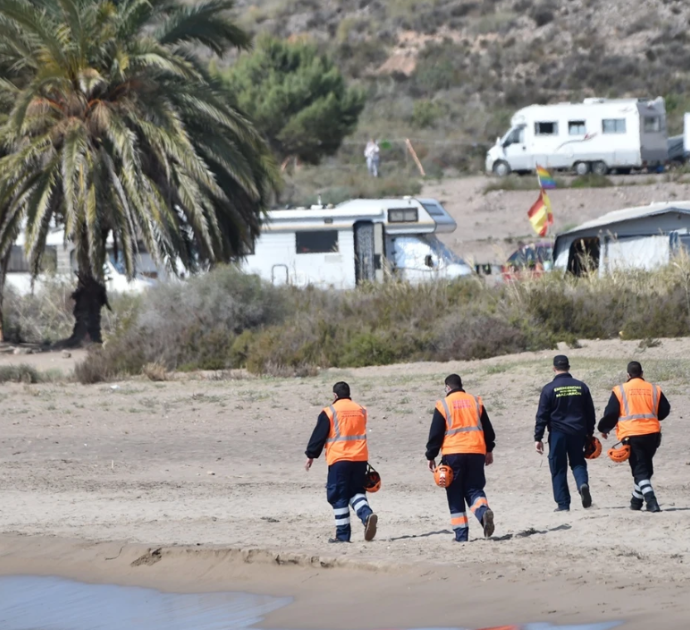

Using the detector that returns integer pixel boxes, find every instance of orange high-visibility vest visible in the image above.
[614,379,661,441]
[324,399,368,466]
[437,391,486,456]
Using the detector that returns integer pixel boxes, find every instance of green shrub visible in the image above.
[570,174,614,188]
[0,364,42,384]
[59,257,690,382]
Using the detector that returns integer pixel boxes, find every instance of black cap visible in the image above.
[553,355,570,370]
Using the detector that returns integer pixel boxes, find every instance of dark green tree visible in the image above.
[0,0,279,345]
[220,34,366,165]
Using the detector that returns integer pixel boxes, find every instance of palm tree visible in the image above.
[0,0,278,345]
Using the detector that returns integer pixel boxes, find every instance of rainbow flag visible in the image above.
[536,164,556,189]
[528,189,554,237]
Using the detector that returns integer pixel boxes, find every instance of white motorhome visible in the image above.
[240,197,473,288]
[486,97,668,177]
[5,228,164,295]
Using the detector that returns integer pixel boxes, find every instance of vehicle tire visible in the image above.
[492,160,511,177]
[574,162,589,176]
[592,161,608,176]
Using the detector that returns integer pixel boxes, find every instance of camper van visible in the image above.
[240,197,473,288]
[5,228,164,296]
[486,97,668,177]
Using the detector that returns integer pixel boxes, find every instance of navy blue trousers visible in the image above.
[326,460,373,542]
[548,431,588,509]
[444,453,489,542]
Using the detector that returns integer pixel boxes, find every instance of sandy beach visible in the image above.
[2,339,690,627]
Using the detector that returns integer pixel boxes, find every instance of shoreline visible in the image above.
[0,533,686,630]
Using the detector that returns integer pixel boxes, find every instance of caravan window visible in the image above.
[602,119,626,134]
[534,122,558,136]
[644,116,662,132]
[7,245,57,273]
[389,208,419,223]
[295,230,339,254]
[568,121,586,136]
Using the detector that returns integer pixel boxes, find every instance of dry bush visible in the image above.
[68,258,690,383]
[0,364,42,384]
[142,363,168,382]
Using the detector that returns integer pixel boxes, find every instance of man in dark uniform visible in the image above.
[535,355,596,512]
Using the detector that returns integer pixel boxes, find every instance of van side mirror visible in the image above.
[424,254,434,268]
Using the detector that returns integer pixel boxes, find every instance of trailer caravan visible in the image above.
[5,228,163,296]
[486,97,668,177]
[240,197,473,288]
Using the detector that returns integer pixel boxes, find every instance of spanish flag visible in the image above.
[528,189,553,237]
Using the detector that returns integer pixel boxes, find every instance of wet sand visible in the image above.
[0,534,677,629]
[2,339,690,627]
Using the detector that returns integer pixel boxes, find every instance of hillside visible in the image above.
[218,0,690,205]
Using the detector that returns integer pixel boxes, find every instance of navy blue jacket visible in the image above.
[534,373,596,441]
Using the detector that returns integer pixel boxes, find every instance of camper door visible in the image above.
[502,125,530,171]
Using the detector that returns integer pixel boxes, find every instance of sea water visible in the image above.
[0,575,622,630]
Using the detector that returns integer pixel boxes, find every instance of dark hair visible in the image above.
[445,374,463,390]
[627,361,643,378]
[333,381,351,399]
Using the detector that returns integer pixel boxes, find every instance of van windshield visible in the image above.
[502,126,524,146]
[424,235,468,265]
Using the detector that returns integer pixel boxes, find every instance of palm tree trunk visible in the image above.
[0,251,9,343]
[65,272,110,347]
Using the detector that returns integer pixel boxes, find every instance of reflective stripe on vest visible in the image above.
[439,392,486,455]
[324,400,369,465]
[326,405,368,443]
[614,380,661,440]
[440,398,484,436]
[617,384,659,423]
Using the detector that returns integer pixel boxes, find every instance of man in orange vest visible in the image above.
[425,374,496,542]
[304,381,378,543]
[598,361,670,512]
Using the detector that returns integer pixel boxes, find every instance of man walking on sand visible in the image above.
[598,361,670,512]
[535,355,596,512]
[426,374,496,542]
[305,381,378,543]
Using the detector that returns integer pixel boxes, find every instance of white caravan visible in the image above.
[5,228,164,296]
[241,197,473,288]
[486,97,668,177]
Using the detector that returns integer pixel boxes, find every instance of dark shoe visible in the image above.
[579,484,592,509]
[328,538,350,543]
[554,506,570,512]
[482,509,495,538]
[630,497,644,511]
[453,535,469,543]
[364,513,378,541]
[646,497,662,513]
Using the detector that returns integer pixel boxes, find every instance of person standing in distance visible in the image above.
[426,374,496,542]
[598,361,670,513]
[305,381,378,543]
[534,355,596,512]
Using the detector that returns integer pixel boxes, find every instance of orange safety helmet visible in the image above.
[608,442,631,463]
[434,464,454,488]
[364,463,381,493]
[584,436,602,460]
